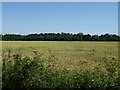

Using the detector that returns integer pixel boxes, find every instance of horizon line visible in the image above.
[1,32,119,36]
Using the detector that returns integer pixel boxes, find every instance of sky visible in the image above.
[0,2,2,34]
[2,2,118,35]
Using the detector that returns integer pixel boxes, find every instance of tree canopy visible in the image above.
[1,33,120,41]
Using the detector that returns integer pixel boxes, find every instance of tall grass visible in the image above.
[2,51,120,89]
[2,41,119,88]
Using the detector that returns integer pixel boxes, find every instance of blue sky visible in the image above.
[2,2,118,35]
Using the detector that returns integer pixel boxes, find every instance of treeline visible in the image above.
[1,32,120,41]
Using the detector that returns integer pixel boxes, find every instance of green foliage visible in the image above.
[2,52,119,89]
[2,41,120,88]
[2,33,120,41]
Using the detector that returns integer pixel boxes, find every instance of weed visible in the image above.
[2,41,119,88]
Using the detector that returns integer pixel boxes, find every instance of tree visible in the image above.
[2,32,120,41]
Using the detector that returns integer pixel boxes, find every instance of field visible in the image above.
[2,41,120,88]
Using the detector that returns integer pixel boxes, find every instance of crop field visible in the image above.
[1,41,120,88]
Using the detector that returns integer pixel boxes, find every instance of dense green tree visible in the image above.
[2,33,120,41]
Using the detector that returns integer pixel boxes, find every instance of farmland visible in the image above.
[2,41,120,88]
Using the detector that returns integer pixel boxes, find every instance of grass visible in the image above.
[1,41,120,88]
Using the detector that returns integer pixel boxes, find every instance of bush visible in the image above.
[2,53,120,89]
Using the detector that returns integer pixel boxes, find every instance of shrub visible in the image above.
[2,53,120,89]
